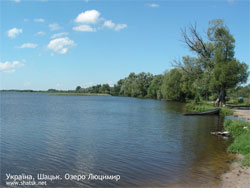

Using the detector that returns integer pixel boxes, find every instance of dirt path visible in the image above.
[233,109,250,122]
[221,155,250,188]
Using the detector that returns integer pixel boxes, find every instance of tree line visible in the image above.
[76,19,249,103]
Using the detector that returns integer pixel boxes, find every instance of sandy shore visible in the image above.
[221,155,250,188]
[233,109,250,122]
[220,109,250,188]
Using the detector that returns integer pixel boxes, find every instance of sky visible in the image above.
[0,0,249,90]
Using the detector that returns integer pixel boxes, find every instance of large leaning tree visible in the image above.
[174,19,249,103]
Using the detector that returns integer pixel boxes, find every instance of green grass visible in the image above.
[50,93,111,96]
[220,107,234,116]
[186,102,234,116]
[186,103,215,112]
[242,154,250,166]
[227,99,250,106]
[224,119,250,137]
[224,119,250,166]
[227,133,250,155]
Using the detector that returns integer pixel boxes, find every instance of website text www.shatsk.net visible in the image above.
[5,173,121,186]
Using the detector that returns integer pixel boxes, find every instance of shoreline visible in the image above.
[233,109,250,122]
[220,109,250,188]
[220,154,250,188]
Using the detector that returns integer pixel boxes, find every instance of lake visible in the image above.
[1,92,233,187]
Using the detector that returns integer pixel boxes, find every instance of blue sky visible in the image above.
[1,0,249,90]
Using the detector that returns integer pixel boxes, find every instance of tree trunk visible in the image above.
[219,87,225,105]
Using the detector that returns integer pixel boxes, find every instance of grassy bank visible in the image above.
[50,93,111,96]
[224,119,250,166]
[186,101,234,116]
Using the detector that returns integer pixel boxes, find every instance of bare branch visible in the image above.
[181,23,211,59]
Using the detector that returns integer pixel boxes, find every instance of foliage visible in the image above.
[224,120,250,166]
[194,93,201,104]
[238,97,244,103]
[242,153,250,166]
[186,103,215,112]
[175,19,249,103]
[52,93,111,96]
[147,75,163,99]
[227,133,250,155]
[161,69,188,101]
[228,84,250,99]
[119,72,154,98]
[219,107,234,116]
[186,102,233,116]
[224,119,250,137]
[76,86,81,93]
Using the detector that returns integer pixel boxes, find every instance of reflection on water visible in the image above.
[1,93,233,187]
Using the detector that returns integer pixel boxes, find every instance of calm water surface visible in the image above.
[1,92,233,187]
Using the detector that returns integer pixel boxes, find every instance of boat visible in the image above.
[183,108,221,116]
[225,104,250,108]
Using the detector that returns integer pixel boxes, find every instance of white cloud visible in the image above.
[47,37,75,54]
[49,23,60,31]
[51,32,68,39]
[73,10,127,32]
[18,43,38,49]
[0,61,24,73]
[83,82,94,88]
[114,24,127,31]
[4,69,16,73]
[103,20,127,31]
[108,81,114,87]
[56,83,63,87]
[36,31,46,36]
[34,18,45,22]
[147,3,159,8]
[75,10,100,24]
[12,0,21,3]
[103,20,115,29]
[73,25,96,32]
[7,28,23,38]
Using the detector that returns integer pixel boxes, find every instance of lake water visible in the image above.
[1,92,233,187]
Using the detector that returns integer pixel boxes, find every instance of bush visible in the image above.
[220,107,234,116]
[227,133,250,155]
[194,94,201,104]
[242,153,250,166]
[224,120,250,166]
[238,97,244,103]
[186,103,215,112]
[224,119,250,137]
[209,94,218,101]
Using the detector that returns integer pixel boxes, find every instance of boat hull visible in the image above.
[183,108,221,116]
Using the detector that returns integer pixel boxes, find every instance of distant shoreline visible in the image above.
[0,91,111,96]
[50,93,111,96]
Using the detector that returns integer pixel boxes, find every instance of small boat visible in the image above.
[225,104,250,108]
[183,108,221,116]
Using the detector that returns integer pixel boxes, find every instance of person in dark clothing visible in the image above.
[215,92,223,107]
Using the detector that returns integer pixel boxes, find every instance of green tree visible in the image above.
[147,75,163,99]
[176,19,249,103]
[161,69,186,101]
[76,86,81,93]
[208,20,249,103]
[100,84,111,94]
